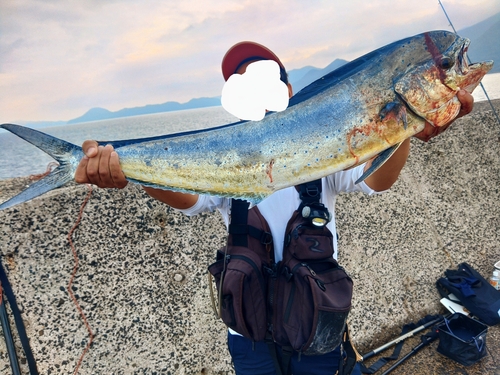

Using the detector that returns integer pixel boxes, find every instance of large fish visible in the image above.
[0,30,493,210]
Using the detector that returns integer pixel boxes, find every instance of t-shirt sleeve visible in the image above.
[176,195,224,216]
[177,195,231,227]
[326,163,387,195]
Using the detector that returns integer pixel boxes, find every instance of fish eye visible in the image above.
[439,56,454,69]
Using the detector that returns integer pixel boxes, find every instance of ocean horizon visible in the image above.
[0,106,238,179]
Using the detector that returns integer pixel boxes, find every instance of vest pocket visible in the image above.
[208,247,268,342]
[285,214,334,261]
[278,259,352,354]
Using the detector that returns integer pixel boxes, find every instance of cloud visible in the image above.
[0,0,499,122]
[221,60,289,121]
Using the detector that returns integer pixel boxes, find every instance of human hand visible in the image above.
[74,140,128,188]
[414,89,474,142]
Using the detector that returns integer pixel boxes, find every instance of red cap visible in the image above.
[221,41,286,81]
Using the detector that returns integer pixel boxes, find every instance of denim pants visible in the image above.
[227,332,362,375]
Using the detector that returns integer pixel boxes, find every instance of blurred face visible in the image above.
[236,60,294,99]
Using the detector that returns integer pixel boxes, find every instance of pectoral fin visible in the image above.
[355,142,402,184]
[379,102,408,129]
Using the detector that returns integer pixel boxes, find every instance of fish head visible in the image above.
[395,31,493,127]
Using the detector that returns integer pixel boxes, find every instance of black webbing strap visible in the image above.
[297,179,322,205]
[229,199,251,247]
[338,325,358,375]
[281,345,294,375]
[0,256,39,375]
[266,334,284,375]
[360,340,406,374]
[229,199,273,247]
[264,333,294,375]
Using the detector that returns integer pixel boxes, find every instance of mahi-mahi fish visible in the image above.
[0,30,493,210]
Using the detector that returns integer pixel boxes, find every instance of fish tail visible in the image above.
[0,124,83,210]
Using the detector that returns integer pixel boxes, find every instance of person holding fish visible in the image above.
[75,41,474,375]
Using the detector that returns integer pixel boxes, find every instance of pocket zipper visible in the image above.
[291,262,326,291]
[226,254,267,295]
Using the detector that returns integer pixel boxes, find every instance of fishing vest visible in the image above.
[208,179,359,375]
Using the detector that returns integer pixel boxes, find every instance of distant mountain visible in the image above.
[289,59,348,93]
[67,97,221,124]
[47,12,500,126]
[287,65,317,84]
[65,62,348,125]
[68,107,114,124]
[457,12,500,73]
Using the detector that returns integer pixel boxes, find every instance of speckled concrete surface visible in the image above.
[0,100,499,374]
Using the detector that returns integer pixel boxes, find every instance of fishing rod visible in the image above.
[438,0,500,126]
[360,314,445,362]
[0,283,21,375]
[0,257,39,375]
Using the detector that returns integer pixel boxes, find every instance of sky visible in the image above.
[1,0,499,123]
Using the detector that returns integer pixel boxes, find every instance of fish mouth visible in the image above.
[445,37,493,93]
[456,41,469,75]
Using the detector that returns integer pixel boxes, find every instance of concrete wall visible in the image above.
[1,100,499,374]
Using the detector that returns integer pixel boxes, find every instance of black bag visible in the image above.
[436,262,500,326]
[436,313,488,366]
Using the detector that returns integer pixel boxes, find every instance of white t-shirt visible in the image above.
[179,164,377,260]
[179,164,379,336]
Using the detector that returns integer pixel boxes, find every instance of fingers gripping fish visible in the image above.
[0,31,493,210]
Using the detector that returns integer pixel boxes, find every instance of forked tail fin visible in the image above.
[0,124,83,210]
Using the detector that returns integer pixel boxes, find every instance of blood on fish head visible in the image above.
[394,32,493,127]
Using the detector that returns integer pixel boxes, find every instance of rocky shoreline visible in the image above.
[1,99,499,374]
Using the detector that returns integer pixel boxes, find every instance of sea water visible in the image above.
[1,73,499,179]
[0,107,238,179]
[470,72,500,102]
